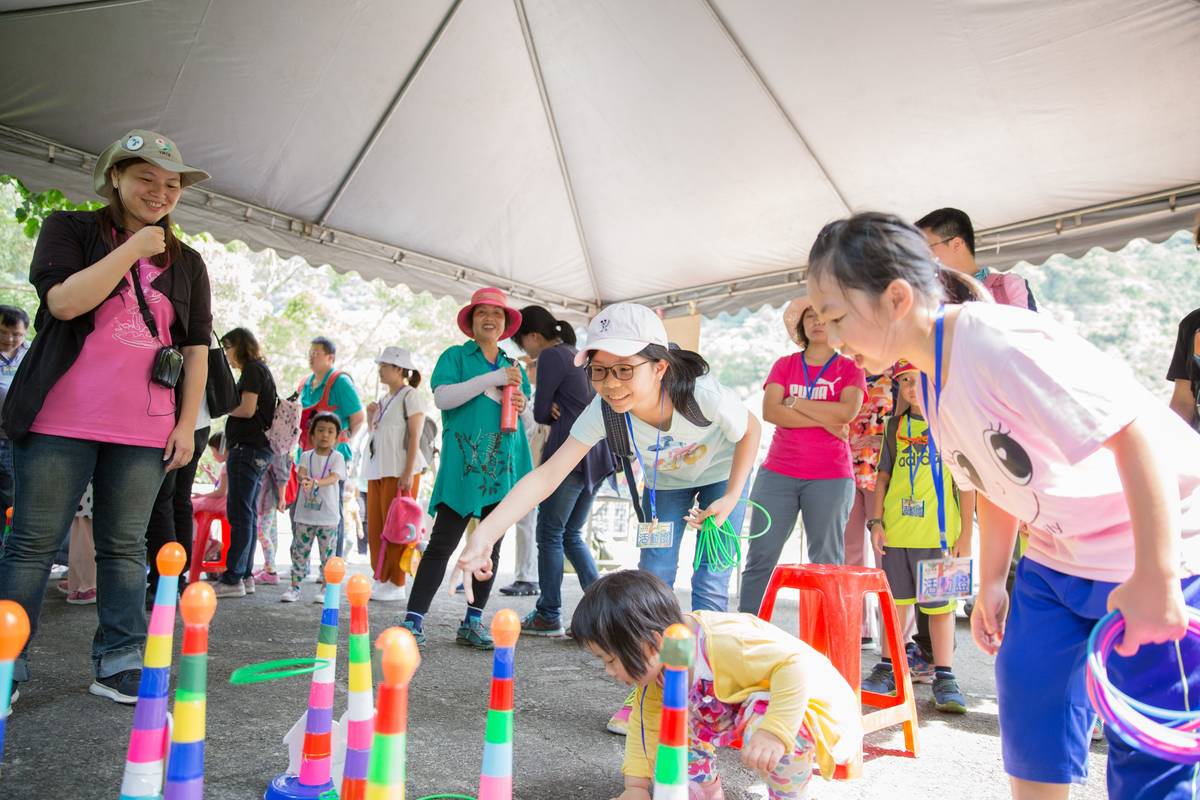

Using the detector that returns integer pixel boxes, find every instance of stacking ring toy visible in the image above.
[229,658,333,685]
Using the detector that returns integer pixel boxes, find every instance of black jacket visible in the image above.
[2,210,213,440]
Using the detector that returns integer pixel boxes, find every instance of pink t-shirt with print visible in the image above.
[927,302,1200,583]
[762,352,867,481]
[32,260,177,448]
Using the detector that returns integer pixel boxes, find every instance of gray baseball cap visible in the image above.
[92,129,210,199]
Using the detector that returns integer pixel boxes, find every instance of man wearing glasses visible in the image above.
[916,207,1038,311]
[0,305,30,517]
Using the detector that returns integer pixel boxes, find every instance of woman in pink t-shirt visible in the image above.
[738,298,866,614]
[0,130,212,706]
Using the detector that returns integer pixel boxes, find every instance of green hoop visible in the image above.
[229,658,333,685]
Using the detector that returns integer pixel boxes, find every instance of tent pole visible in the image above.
[0,0,151,19]
[316,0,465,227]
[512,0,604,307]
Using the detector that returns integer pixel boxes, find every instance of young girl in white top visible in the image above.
[805,211,1200,800]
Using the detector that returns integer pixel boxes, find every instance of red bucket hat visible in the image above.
[457,287,523,340]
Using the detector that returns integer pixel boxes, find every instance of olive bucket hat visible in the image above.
[92,129,210,199]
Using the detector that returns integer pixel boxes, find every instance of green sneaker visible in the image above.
[456,618,494,650]
[400,619,426,647]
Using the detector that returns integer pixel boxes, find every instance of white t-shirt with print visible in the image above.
[570,374,749,491]
[295,449,347,528]
[926,302,1200,583]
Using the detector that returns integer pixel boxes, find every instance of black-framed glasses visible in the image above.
[927,236,954,249]
[585,360,652,382]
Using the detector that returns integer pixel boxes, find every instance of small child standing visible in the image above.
[862,360,975,713]
[572,570,862,800]
[283,412,346,603]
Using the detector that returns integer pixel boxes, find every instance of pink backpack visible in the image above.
[266,395,302,457]
[376,495,426,580]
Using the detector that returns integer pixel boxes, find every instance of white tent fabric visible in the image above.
[0,0,1198,320]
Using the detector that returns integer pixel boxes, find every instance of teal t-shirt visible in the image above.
[300,371,364,460]
[428,341,533,518]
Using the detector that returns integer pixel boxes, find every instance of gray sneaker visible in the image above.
[242,577,256,595]
[213,580,246,599]
[932,674,967,714]
[861,662,897,695]
[456,618,494,650]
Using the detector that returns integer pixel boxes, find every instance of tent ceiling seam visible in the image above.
[512,0,604,306]
[155,0,212,133]
[0,0,151,19]
[317,0,463,227]
[700,0,852,214]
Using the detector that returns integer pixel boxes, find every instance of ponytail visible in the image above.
[941,269,992,305]
[639,343,711,427]
[554,319,577,347]
[402,368,422,389]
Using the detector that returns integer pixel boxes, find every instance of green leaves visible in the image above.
[0,175,101,239]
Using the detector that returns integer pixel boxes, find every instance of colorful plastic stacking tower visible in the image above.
[478,609,521,800]
[366,627,419,800]
[266,557,346,800]
[120,543,187,800]
[163,582,217,800]
[653,624,694,800]
[0,599,30,765]
[341,574,374,800]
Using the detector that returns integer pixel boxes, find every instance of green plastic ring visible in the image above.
[229,658,333,685]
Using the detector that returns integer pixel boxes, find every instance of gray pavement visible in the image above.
[1,543,1110,799]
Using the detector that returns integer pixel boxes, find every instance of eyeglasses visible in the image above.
[586,360,652,382]
[927,237,954,249]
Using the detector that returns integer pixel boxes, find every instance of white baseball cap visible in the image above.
[573,303,669,367]
[374,346,418,371]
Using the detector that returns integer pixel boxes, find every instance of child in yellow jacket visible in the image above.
[571,570,862,800]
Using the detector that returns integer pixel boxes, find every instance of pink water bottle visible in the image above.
[500,385,518,433]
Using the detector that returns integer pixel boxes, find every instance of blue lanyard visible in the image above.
[919,306,948,554]
[626,393,665,522]
[800,351,837,400]
[307,451,333,497]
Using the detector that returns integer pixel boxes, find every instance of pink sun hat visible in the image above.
[456,287,523,340]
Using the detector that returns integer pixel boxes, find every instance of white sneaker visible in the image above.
[242,577,256,595]
[312,591,328,604]
[213,581,246,599]
[371,582,406,602]
[3,687,17,719]
[280,588,301,603]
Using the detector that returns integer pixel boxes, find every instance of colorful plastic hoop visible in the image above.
[1086,608,1200,763]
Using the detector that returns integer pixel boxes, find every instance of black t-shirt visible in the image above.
[225,359,276,450]
[1167,308,1200,403]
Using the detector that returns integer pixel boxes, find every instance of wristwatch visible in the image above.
[866,518,883,530]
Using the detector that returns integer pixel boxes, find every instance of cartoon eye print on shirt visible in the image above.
[949,450,984,491]
[979,422,1041,525]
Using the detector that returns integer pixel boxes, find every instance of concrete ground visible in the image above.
[1,526,1110,799]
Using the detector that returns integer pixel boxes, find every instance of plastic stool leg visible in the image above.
[188,513,210,584]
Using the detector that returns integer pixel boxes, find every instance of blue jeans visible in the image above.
[0,434,166,681]
[534,472,601,623]
[223,444,271,583]
[638,479,748,612]
[0,438,14,514]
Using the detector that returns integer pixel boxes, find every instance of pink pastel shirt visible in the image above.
[32,260,177,448]
[762,352,867,481]
[926,302,1200,583]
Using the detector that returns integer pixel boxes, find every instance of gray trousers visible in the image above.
[738,467,855,614]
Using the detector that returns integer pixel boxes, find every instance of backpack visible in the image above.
[400,387,439,467]
[266,392,302,457]
[299,370,350,451]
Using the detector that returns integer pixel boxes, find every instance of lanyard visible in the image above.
[626,392,665,522]
[905,413,922,501]
[376,389,401,424]
[307,451,334,496]
[919,306,948,554]
[800,351,837,400]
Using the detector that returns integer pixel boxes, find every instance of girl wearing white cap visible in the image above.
[364,346,428,602]
[457,302,761,727]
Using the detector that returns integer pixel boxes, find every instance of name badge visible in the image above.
[636,520,674,549]
[916,556,973,603]
[900,498,925,518]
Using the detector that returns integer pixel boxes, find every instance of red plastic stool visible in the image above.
[757,563,919,778]
[189,510,232,584]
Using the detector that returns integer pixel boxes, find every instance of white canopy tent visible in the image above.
[0,0,1197,320]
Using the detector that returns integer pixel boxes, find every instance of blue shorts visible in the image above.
[997,558,1200,796]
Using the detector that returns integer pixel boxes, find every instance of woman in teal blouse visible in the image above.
[401,288,533,649]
